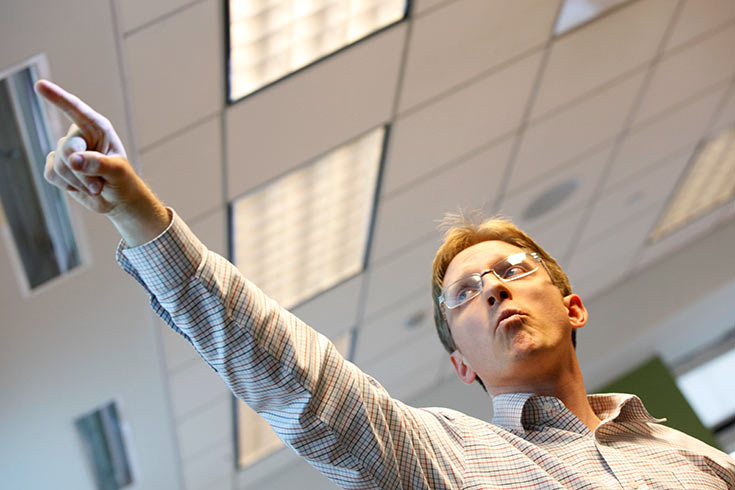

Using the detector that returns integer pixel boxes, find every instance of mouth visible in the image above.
[495,308,525,330]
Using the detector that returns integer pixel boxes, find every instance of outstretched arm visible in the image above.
[36,79,169,246]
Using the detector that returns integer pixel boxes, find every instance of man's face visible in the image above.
[442,240,586,394]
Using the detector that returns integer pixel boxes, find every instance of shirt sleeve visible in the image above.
[116,210,465,490]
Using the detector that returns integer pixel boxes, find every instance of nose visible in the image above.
[481,274,511,307]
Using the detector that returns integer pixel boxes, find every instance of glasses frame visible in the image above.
[439,252,545,311]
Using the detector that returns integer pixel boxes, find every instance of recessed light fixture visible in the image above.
[522,177,580,221]
[227,0,408,101]
[650,125,735,242]
[553,0,630,36]
[231,127,385,310]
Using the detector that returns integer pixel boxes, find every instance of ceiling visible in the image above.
[1,0,734,488]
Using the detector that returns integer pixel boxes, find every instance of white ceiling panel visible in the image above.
[124,0,222,149]
[168,359,230,420]
[521,208,587,264]
[189,206,229,259]
[353,290,436,365]
[638,202,735,269]
[712,84,735,132]
[510,72,644,190]
[664,0,735,51]
[289,274,363,341]
[176,395,231,460]
[158,315,201,373]
[182,441,233,490]
[531,0,676,119]
[363,237,441,318]
[399,0,559,111]
[607,85,726,189]
[634,24,735,124]
[225,25,405,200]
[359,331,446,402]
[371,138,512,262]
[581,147,692,243]
[565,207,666,300]
[115,0,195,34]
[413,0,454,16]
[141,116,223,222]
[500,145,612,236]
[384,52,541,194]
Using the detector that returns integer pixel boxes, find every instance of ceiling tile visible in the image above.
[158,316,200,373]
[413,0,455,16]
[353,291,436,365]
[176,395,231,460]
[638,201,735,269]
[181,441,233,490]
[359,331,446,402]
[141,117,223,222]
[607,85,726,189]
[384,51,542,194]
[520,208,586,264]
[371,138,513,263]
[225,25,405,200]
[289,274,363,341]
[115,0,194,34]
[189,207,229,259]
[510,72,645,190]
[399,0,558,111]
[500,145,612,240]
[168,359,229,420]
[712,84,735,133]
[124,0,222,149]
[564,207,667,300]
[664,0,735,51]
[581,147,692,243]
[532,0,676,119]
[364,237,440,318]
[635,23,735,124]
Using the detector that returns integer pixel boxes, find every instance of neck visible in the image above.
[489,355,601,431]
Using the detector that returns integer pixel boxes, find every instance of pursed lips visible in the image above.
[495,308,525,330]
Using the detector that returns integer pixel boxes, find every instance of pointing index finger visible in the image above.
[34,80,103,135]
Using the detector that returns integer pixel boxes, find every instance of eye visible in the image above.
[502,265,528,279]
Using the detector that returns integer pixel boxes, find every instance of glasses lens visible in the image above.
[445,274,482,308]
[493,253,538,281]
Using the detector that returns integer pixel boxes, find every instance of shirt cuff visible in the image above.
[116,208,206,296]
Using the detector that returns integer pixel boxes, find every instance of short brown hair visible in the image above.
[432,213,575,357]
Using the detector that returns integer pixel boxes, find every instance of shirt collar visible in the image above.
[491,392,665,432]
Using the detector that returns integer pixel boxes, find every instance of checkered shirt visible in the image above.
[118,211,735,490]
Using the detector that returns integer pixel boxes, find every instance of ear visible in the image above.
[563,294,588,330]
[450,350,477,385]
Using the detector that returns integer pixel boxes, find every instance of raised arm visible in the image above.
[39,80,465,489]
[36,79,169,246]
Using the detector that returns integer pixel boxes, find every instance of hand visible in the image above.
[36,79,133,215]
[36,80,169,246]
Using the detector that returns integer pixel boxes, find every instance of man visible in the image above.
[38,79,734,489]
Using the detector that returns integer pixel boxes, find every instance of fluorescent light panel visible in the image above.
[229,0,407,100]
[553,0,629,35]
[650,125,735,242]
[232,127,383,310]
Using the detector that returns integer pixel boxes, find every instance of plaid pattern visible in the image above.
[118,211,735,490]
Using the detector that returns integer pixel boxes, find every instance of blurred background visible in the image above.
[1,0,733,488]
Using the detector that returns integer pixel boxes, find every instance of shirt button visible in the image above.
[543,402,554,412]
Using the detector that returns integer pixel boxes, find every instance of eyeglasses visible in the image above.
[439,252,543,310]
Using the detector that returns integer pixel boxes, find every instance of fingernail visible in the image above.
[70,153,84,169]
[88,181,100,194]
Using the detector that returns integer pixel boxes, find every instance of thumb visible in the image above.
[69,151,130,183]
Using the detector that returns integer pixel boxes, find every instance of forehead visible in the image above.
[444,240,525,286]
